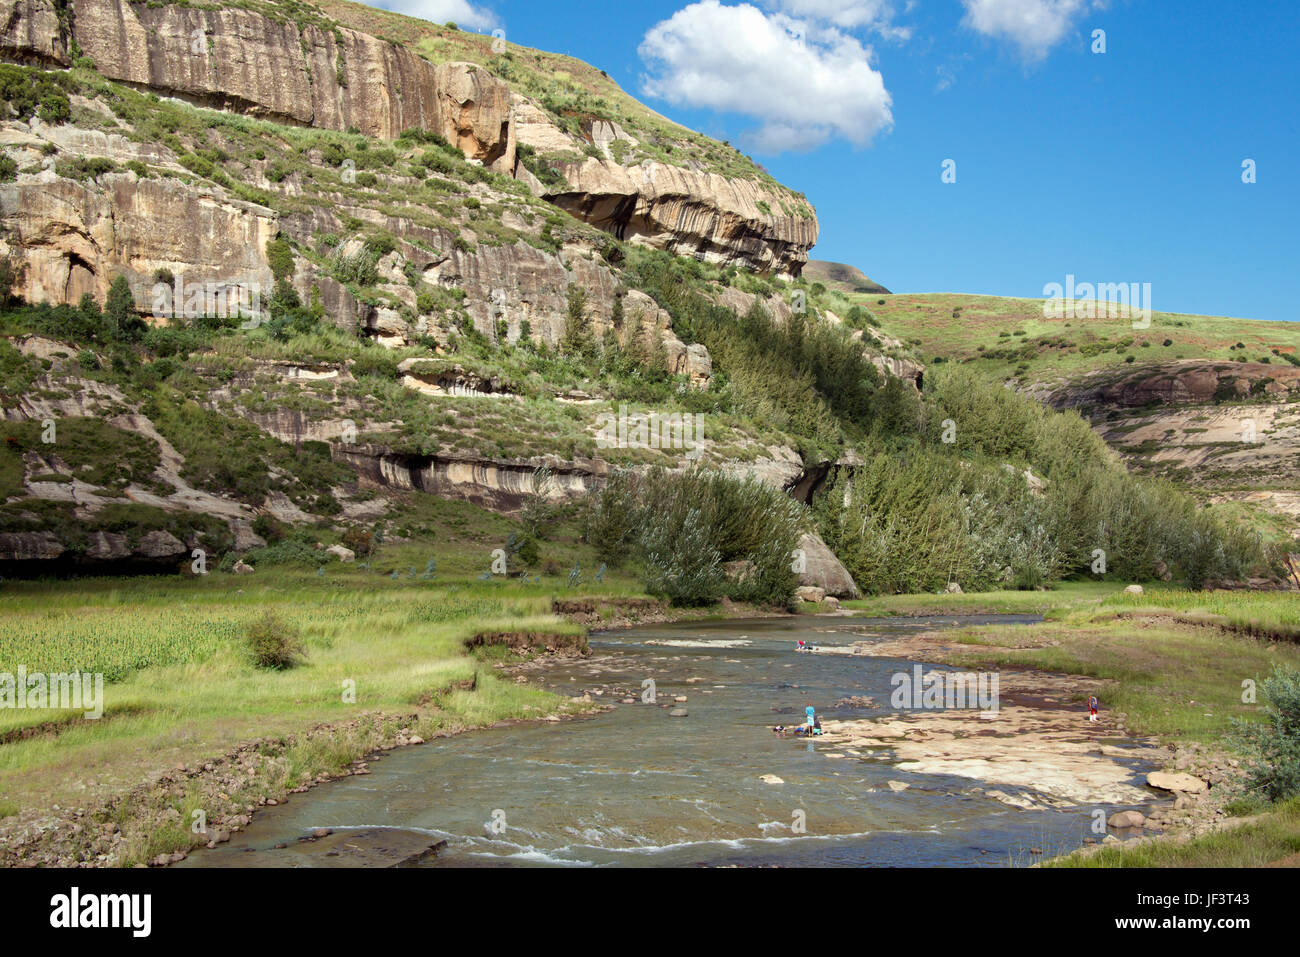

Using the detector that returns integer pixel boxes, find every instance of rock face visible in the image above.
[540,157,818,279]
[4,0,517,172]
[0,528,186,571]
[338,444,608,514]
[1040,361,1300,532]
[1048,360,1300,410]
[0,168,277,305]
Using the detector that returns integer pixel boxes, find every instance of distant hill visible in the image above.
[803,260,891,295]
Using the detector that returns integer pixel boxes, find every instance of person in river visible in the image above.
[1088,694,1099,722]
[804,702,816,734]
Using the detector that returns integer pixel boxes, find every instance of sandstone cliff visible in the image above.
[1,0,820,274]
[3,0,517,171]
[512,103,817,279]
[1038,361,1300,503]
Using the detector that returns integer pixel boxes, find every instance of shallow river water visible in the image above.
[186,614,1152,867]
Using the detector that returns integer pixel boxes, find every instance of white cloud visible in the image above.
[960,0,1096,61]
[638,1,893,154]
[367,0,499,33]
[763,0,904,35]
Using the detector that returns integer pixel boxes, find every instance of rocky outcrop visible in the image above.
[539,157,817,279]
[1044,361,1300,411]
[869,354,924,391]
[4,0,819,276]
[396,359,517,398]
[0,168,276,305]
[1036,362,1300,523]
[420,240,622,346]
[512,98,817,277]
[0,528,188,573]
[3,0,516,171]
[3,0,822,305]
[337,444,608,514]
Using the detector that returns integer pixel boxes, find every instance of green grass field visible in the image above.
[0,572,605,818]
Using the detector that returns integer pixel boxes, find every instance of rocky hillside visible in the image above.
[1,0,815,279]
[0,0,889,582]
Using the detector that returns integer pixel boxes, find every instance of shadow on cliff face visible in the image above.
[0,555,186,579]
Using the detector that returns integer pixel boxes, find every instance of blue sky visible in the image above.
[373,1,1299,323]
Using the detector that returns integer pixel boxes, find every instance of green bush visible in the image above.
[341,526,375,558]
[585,467,805,606]
[245,611,305,670]
[0,64,72,124]
[1233,666,1300,802]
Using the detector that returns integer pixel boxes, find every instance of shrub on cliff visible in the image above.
[104,276,145,342]
[0,64,71,124]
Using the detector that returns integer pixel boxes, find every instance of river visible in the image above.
[184,614,1153,867]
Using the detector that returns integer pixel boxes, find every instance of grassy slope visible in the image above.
[853,292,1299,385]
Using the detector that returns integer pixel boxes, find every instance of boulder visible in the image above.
[795,585,826,603]
[1147,771,1207,794]
[660,333,713,388]
[85,531,132,561]
[232,560,255,575]
[759,774,785,785]
[136,530,187,560]
[326,544,356,563]
[945,582,964,595]
[795,531,860,599]
[1107,810,1146,829]
[231,520,267,552]
[1124,584,1145,595]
